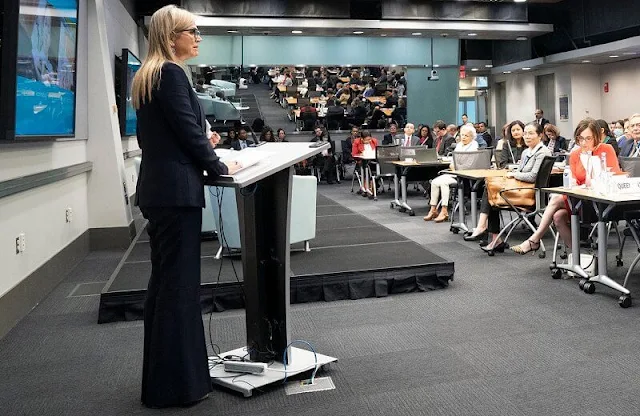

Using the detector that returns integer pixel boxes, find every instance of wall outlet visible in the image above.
[66,207,73,223]
[16,233,25,254]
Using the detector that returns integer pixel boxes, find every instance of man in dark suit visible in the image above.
[432,120,456,156]
[382,123,399,145]
[534,109,550,127]
[230,127,255,150]
[399,123,419,147]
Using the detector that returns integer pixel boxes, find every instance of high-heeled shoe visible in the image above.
[464,230,487,242]
[510,239,540,255]
[481,241,507,256]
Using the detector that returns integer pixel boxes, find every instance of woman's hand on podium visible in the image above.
[224,160,243,175]
[209,131,221,148]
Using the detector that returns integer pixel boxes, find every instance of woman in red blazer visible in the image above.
[352,130,379,156]
[511,118,621,254]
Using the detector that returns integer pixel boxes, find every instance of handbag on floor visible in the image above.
[486,176,535,208]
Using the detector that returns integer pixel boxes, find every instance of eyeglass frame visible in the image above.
[178,28,201,38]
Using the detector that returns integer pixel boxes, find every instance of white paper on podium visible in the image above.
[218,148,273,173]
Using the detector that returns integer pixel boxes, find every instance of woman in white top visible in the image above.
[424,124,479,222]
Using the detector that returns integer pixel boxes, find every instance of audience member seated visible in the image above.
[274,128,288,142]
[260,126,275,142]
[497,120,527,168]
[618,114,640,155]
[220,128,236,148]
[345,98,367,128]
[311,127,337,184]
[391,98,407,127]
[465,122,552,255]
[417,124,434,147]
[433,120,457,156]
[596,119,620,156]
[424,124,479,223]
[231,127,255,150]
[383,90,399,108]
[382,123,399,145]
[510,118,622,255]
[613,120,625,140]
[368,106,386,129]
[195,78,206,93]
[363,81,376,98]
[251,118,265,136]
[476,122,493,147]
[398,123,419,147]
[352,129,378,157]
[542,124,567,153]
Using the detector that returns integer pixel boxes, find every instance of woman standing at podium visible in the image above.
[132,5,240,409]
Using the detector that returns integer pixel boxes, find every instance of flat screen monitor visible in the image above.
[15,0,79,138]
[115,48,141,137]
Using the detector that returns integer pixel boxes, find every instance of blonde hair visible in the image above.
[131,5,195,109]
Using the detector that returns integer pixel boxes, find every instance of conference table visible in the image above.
[543,186,640,308]
[390,160,449,216]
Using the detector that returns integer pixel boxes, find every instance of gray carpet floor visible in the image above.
[3,182,640,415]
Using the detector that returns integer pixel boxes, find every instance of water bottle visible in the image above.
[563,165,572,189]
[600,152,609,194]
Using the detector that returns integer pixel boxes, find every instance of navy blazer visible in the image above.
[136,62,228,208]
[619,138,638,157]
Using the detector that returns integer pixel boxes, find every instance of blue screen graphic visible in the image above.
[16,0,78,136]
[124,51,141,136]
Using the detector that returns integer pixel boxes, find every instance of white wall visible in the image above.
[600,58,640,121]
[0,0,142,304]
[570,64,602,123]
[491,66,574,139]
[0,175,89,297]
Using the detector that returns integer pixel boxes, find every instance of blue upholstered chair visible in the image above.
[209,79,236,97]
[206,175,317,258]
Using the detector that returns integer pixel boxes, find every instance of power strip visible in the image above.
[223,361,267,375]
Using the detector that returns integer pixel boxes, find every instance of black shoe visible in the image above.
[481,241,507,256]
[479,240,489,248]
[464,231,487,242]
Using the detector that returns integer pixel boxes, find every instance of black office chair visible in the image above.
[298,111,318,131]
[371,145,400,200]
[493,156,557,258]
[326,113,344,131]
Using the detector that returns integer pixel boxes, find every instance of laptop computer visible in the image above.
[401,146,438,163]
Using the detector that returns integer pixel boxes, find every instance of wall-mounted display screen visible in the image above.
[117,49,141,137]
[15,0,78,137]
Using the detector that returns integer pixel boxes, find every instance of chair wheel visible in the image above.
[451,228,459,234]
[617,260,624,267]
[390,203,394,209]
[399,207,406,213]
[560,253,568,260]
[538,252,546,259]
[551,269,562,279]
[619,295,632,308]
[408,211,415,217]
[578,279,587,290]
[584,282,596,294]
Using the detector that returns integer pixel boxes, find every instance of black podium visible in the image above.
[204,143,337,397]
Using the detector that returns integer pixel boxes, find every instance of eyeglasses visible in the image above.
[576,136,595,143]
[180,28,201,38]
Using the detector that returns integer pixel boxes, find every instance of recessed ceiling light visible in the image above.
[623,52,637,55]
[609,55,619,58]
[412,32,422,36]
[485,64,493,68]
[468,33,477,37]
[471,68,479,72]
[291,30,302,34]
[516,36,528,41]
[522,67,531,70]
[227,30,238,33]
[514,0,528,3]
[503,71,512,74]
[353,31,364,34]
[380,34,387,37]
[433,64,440,68]
[581,60,591,63]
